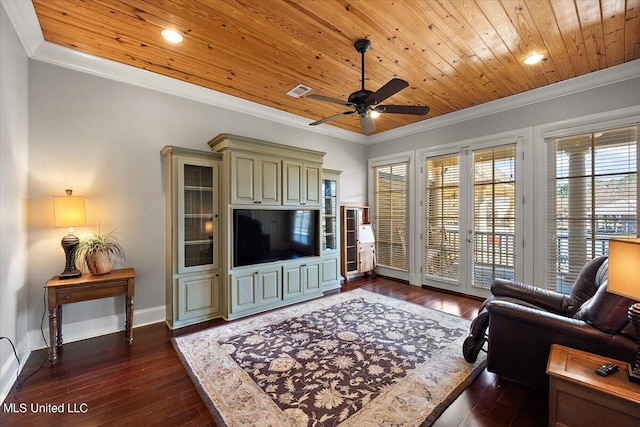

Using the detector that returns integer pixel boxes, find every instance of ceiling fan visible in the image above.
[306,39,430,134]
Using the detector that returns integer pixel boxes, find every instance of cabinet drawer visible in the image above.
[56,280,129,304]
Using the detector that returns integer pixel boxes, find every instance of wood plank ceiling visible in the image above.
[32,0,640,135]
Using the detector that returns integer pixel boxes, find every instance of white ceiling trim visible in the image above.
[3,0,640,145]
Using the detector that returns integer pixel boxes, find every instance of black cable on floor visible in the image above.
[0,336,22,390]
[3,288,51,393]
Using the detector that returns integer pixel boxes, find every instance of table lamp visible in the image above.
[53,189,86,279]
[607,238,640,383]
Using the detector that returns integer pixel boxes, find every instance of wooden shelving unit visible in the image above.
[340,204,373,281]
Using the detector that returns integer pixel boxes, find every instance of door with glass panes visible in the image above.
[178,158,219,273]
[422,142,519,298]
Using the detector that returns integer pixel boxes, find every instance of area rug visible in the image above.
[173,289,486,426]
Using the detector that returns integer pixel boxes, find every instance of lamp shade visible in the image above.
[608,238,640,300]
[53,194,86,228]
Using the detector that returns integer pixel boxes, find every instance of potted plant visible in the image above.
[75,230,126,275]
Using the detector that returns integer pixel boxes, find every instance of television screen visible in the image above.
[233,209,319,267]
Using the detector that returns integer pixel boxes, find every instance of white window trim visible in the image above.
[368,151,415,282]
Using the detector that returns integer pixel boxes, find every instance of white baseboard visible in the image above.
[0,333,30,407]
[28,305,166,350]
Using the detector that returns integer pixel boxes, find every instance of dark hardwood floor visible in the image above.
[0,277,547,426]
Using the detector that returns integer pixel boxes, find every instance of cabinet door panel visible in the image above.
[232,155,256,203]
[305,165,321,206]
[283,162,302,205]
[177,158,219,273]
[359,243,376,273]
[259,269,281,303]
[283,265,303,298]
[232,272,257,311]
[260,159,280,204]
[304,262,321,293]
[322,257,339,283]
[178,274,219,320]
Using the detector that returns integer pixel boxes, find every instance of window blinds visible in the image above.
[424,153,460,281]
[472,144,517,288]
[548,125,638,294]
[374,162,409,270]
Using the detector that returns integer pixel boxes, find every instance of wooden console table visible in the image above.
[546,344,640,427]
[45,267,135,363]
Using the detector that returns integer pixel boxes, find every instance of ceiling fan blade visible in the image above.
[309,111,355,126]
[306,93,355,107]
[359,114,376,134]
[366,78,409,105]
[378,104,430,115]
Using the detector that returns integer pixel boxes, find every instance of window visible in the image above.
[424,154,460,281]
[548,125,638,293]
[472,145,517,287]
[374,162,409,270]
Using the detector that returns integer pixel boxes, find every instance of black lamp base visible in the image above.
[627,364,640,383]
[60,233,81,279]
[627,302,640,384]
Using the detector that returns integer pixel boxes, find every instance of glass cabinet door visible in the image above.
[322,178,338,251]
[179,160,218,272]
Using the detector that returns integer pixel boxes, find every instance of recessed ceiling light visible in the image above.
[523,53,544,65]
[161,29,183,43]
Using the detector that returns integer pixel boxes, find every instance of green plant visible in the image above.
[75,230,126,270]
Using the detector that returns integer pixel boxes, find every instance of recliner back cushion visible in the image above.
[574,280,636,335]
[567,256,608,315]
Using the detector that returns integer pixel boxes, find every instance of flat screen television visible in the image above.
[233,209,320,267]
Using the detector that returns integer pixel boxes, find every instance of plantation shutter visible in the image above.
[548,125,638,293]
[374,162,409,270]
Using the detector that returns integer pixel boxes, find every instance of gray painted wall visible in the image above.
[0,5,29,397]
[26,60,368,334]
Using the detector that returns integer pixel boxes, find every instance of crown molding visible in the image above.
[368,58,640,144]
[3,0,638,145]
[1,0,43,56]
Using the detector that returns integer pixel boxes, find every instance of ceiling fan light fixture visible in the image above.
[161,29,183,43]
[523,53,544,65]
[305,38,429,134]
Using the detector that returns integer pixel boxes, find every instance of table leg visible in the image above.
[56,305,63,347]
[126,295,134,344]
[48,306,58,364]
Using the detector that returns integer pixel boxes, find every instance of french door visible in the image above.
[422,141,519,298]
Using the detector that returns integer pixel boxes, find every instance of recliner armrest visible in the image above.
[491,278,568,314]
[486,300,611,344]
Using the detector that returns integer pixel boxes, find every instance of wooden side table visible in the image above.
[546,344,640,427]
[45,267,135,363]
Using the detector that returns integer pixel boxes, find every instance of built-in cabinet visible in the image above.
[321,170,342,290]
[230,151,281,205]
[162,146,222,328]
[340,205,375,281]
[209,134,328,319]
[283,160,322,207]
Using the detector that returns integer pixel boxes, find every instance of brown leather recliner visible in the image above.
[463,256,638,389]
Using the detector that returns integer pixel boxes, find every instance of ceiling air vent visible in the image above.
[286,84,312,98]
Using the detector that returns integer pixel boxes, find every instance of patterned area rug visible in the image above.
[173,289,486,426]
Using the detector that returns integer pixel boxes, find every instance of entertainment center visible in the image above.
[163,134,340,327]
